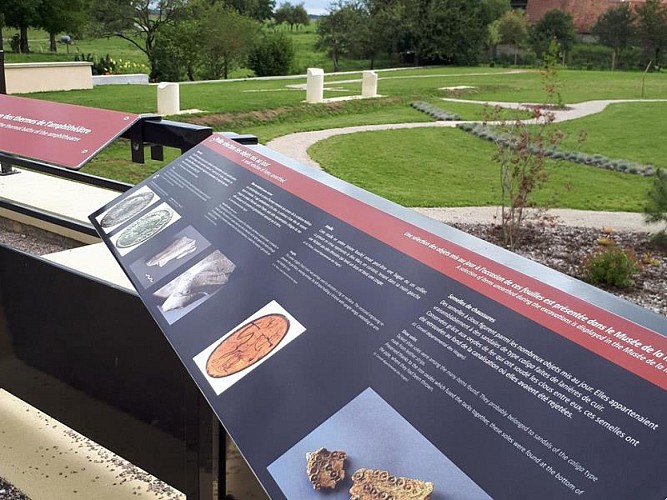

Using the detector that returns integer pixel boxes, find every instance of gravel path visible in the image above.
[265,99,665,317]
[413,207,656,233]
[267,98,667,171]
[266,98,665,233]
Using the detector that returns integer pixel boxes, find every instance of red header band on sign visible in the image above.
[205,135,667,391]
[0,95,139,169]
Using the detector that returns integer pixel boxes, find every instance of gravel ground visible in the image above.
[452,222,667,317]
[0,219,81,256]
[0,477,29,500]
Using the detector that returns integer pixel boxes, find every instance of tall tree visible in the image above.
[635,0,667,67]
[222,0,276,20]
[316,1,364,71]
[274,1,309,30]
[359,0,404,69]
[592,3,636,71]
[151,2,204,81]
[496,8,529,65]
[200,4,258,79]
[274,1,293,25]
[90,0,186,79]
[403,0,485,66]
[1,0,41,53]
[291,2,309,28]
[531,9,576,59]
[38,0,89,52]
[481,0,510,25]
[488,18,501,61]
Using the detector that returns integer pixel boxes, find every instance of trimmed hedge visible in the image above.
[411,102,461,121]
[457,122,656,176]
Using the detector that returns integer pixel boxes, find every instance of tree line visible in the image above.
[0,0,310,80]
[2,0,666,81]
[316,0,667,71]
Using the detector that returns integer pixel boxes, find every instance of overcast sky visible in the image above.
[302,0,331,15]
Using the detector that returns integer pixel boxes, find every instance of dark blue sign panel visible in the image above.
[91,135,667,500]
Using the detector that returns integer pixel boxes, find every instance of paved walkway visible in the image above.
[266,99,666,232]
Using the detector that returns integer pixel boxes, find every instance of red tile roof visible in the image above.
[526,0,667,33]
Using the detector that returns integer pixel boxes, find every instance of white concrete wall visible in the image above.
[93,74,149,86]
[5,62,93,94]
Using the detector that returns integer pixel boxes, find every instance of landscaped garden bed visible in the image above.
[453,222,666,317]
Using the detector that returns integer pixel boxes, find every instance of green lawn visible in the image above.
[557,102,667,168]
[13,66,666,212]
[309,128,652,211]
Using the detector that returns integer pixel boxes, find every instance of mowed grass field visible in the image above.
[15,65,667,212]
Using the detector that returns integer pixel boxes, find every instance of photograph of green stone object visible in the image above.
[116,209,173,249]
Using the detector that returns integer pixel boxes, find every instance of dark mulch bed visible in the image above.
[451,223,667,318]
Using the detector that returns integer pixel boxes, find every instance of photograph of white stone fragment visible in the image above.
[153,249,235,324]
[147,236,197,268]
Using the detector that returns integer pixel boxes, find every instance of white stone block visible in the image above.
[157,82,180,115]
[362,70,378,98]
[306,68,324,103]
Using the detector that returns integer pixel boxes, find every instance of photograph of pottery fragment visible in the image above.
[205,313,290,378]
[153,249,235,324]
[116,209,173,249]
[147,235,197,267]
[306,447,434,500]
[268,388,490,500]
[193,300,306,395]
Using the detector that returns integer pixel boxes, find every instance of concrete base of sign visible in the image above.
[0,163,269,499]
[0,389,185,500]
[362,70,378,98]
[93,73,149,86]
[306,68,324,103]
[0,168,117,243]
[43,242,134,290]
[157,82,180,116]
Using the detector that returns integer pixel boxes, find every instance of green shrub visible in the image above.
[74,53,117,76]
[248,32,295,77]
[616,46,643,71]
[649,231,667,251]
[645,168,667,226]
[582,246,639,288]
[568,44,613,71]
[495,50,537,67]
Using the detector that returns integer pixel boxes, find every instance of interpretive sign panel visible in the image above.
[90,135,667,499]
[0,95,139,169]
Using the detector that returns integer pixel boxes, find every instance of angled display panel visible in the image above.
[0,95,139,169]
[90,134,666,500]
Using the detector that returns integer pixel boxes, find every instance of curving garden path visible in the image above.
[266,98,667,231]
